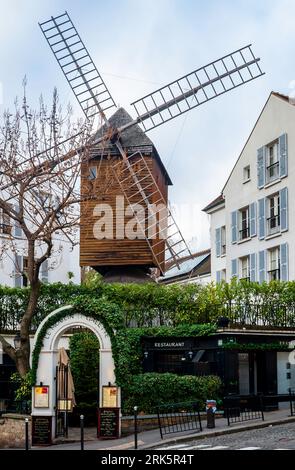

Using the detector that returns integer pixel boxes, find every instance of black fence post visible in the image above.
[260,395,265,421]
[80,414,84,451]
[157,407,163,439]
[134,406,138,450]
[289,389,294,417]
[25,418,29,450]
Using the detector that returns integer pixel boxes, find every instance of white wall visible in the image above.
[210,94,295,282]
[277,352,295,394]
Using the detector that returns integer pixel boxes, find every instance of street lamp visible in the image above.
[14,332,21,350]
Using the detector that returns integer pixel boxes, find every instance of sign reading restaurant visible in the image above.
[154,342,185,348]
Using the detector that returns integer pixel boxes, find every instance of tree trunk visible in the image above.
[16,279,41,377]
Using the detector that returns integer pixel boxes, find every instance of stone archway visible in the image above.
[31,305,119,441]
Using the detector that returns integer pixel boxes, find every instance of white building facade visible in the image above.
[0,215,80,287]
[204,92,294,284]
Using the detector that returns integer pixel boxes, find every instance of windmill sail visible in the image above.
[131,45,264,131]
[39,12,116,123]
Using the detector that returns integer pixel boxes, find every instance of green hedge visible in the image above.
[121,373,222,415]
[2,279,295,331]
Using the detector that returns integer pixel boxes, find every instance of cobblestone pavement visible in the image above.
[157,423,295,450]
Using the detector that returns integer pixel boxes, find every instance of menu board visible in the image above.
[98,408,120,439]
[33,386,49,408]
[32,416,52,446]
[102,386,118,408]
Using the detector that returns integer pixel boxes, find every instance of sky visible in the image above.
[0,0,295,251]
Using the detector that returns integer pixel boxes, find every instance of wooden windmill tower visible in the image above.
[39,12,264,281]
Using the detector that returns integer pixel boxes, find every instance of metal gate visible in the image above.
[55,364,70,437]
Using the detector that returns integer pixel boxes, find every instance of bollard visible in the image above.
[134,406,138,450]
[25,418,29,450]
[80,414,84,451]
[206,407,215,429]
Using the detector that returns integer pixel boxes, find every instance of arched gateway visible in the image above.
[31,306,120,443]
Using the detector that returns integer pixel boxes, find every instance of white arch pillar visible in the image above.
[31,306,118,441]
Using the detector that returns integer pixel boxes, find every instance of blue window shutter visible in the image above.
[216,271,221,284]
[257,146,266,188]
[279,133,288,178]
[231,211,237,244]
[231,259,238,278]
[258,198,266,239]
[250,202,257,237]
[14,255,23,288]
[250,253,256,282]
[280,243,289,281]
[215,228,221,257]
[258,250,266,283]
[280,187,288,232]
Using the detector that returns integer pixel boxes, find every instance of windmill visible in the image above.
[39,11,264,281]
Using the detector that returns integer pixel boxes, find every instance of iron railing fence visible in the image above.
[156,401,202,439]
[223,394,264,426]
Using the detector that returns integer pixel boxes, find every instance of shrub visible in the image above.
[69,331,100,406]
[121,373,222,415]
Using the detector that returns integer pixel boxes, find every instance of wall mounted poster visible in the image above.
[33,386,49,408]
[102,386,118,408]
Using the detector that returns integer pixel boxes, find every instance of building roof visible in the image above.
[91,107,172,185]
[221,91,293,193]
[159,249,211,283]
[202,194,225,213]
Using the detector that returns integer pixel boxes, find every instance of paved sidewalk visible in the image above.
[35,406,295,450]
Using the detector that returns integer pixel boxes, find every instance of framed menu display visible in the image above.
[102,386,119,408]
[98,408,120,439]
[33,386,49,408]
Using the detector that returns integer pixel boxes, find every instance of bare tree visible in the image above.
[0,84,93,376]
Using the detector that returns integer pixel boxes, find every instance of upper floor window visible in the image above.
[0,209,12,235]
[88,166,97,180]
[267,193,280,236]
[239,206,249,240]
[268,247,280,281]
[257,134,288,189]
[221,226,226,255]
[215,226,226,257]
[240,256,250,281]
[266,141,279,183]
[243,165,250,183]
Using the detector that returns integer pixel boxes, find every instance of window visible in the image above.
[268,247,280,281]
[88,167,97,180]
[266,141,279,183]
[240,256,250,281]
[239,206,249,240]
[243,165,250,182]
[221,226,226,255]
[267,193,280,235]
[0,209,11,235]
[221,269,226,281]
